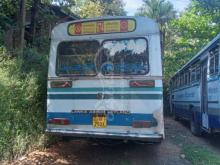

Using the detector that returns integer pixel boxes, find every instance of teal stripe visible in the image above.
[48,87,162,92]
[48,94,162,100]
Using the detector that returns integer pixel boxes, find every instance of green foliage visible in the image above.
[183,145,220,165]
[97,0,126,16]
[0,0,18,29]
[164,2,220,83]
[74,0,104,18]
[73,0,126,18]
[136,0,176,27]
[0,47,48,161]
[163,1,220,113]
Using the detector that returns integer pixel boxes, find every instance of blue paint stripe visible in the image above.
[48,94,162,100]
[48,87,162,92]
[47,112,155,126]
[209,115,220,128]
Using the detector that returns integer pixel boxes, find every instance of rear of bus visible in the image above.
[46,17,164,142]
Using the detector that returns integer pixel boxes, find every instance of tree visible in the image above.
[163,0,220,99]
[0,0,19,30]
[42,0,75,13]
[136,0,176,56]
[193,0,220,24]
[97,0,126,16]
[73,0,103,18]
[72,0,126,18]
[165,1,220,79]
[19,0,26,56]
[30,0,40,43]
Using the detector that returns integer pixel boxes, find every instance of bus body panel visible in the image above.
[46,16,164,141]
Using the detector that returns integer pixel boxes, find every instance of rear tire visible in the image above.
[190,118,201,136]
[61,136,72,142]
[173,109,180,121]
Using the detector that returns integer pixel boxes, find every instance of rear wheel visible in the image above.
[174,113,180,121]
[190,117,201,136]
[173,109,180,121]
[172,106,180,121]
[61,136,73,142]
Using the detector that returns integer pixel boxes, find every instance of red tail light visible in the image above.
[48,118,70,125]
[129,80,155,87]
[132,120,157,128]
[51,81,72,88]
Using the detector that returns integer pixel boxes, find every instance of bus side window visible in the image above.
[174,78,176,89]
[184,73,187,85]
[191,67,196,83]
[215,50,219,74]
[177,76,180,88]
[209,55,215,75]
[209,46,219,76]
[188,72,191,84]
[196,66,200,81]
[181,74,184,87]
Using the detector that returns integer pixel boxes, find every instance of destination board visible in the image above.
[68,19,135,35]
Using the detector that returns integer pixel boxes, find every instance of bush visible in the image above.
[0,47,48,161]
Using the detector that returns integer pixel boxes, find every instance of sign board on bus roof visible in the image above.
[67,19,136,36]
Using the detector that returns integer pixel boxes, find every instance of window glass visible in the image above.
[181,74,184,86]
[215,51,219,74]
[184,72,188,85]
[209,56,215,75]
[196,66,200,81]
[180,74,184,87]
[191,68,196,82]
[174,79,176,89]
[56,41,99,76]
[98,38,149,75]
[214,48,219,73]
[209,46,219,76]
[188,72,190,84]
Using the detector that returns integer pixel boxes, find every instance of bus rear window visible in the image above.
[97,38,149,75]
[56,41,99,76]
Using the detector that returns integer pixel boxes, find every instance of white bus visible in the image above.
[170,34,220,135]
[46,16,164,142]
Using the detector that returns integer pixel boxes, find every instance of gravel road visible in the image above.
[11,117,220,165]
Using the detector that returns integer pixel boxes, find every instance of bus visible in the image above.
[46,16,164,142]
[170,33,220,135]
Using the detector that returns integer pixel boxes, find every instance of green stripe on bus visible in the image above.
[48,94,163,100]
[48,87,162,92]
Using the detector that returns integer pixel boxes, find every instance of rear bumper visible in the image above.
[45,129,163,142]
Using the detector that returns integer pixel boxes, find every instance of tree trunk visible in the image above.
[160,29,165,57]
[19,0,26,56]
[30,0,39,43]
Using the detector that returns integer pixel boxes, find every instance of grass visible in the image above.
[169,122,220,165]
[183,145,220,165]
[0,47,53,161]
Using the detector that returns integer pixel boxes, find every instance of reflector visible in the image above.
[48,118,70,125]
[132,121,153,128]
[50,81,72,88]
[129,80,155,87]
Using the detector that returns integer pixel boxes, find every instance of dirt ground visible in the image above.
[11,117,220,165]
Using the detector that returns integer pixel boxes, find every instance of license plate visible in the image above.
[93,114,107,128]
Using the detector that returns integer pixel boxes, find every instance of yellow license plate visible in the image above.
[93,115,107,128]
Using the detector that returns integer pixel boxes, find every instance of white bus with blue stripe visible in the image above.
[46,16,164,142]
[170,33,220,135]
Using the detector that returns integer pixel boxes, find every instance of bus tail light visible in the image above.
[129,80,155,87]
[132,120,157,128]
[48,118,70,125]
[50,81,72,88]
